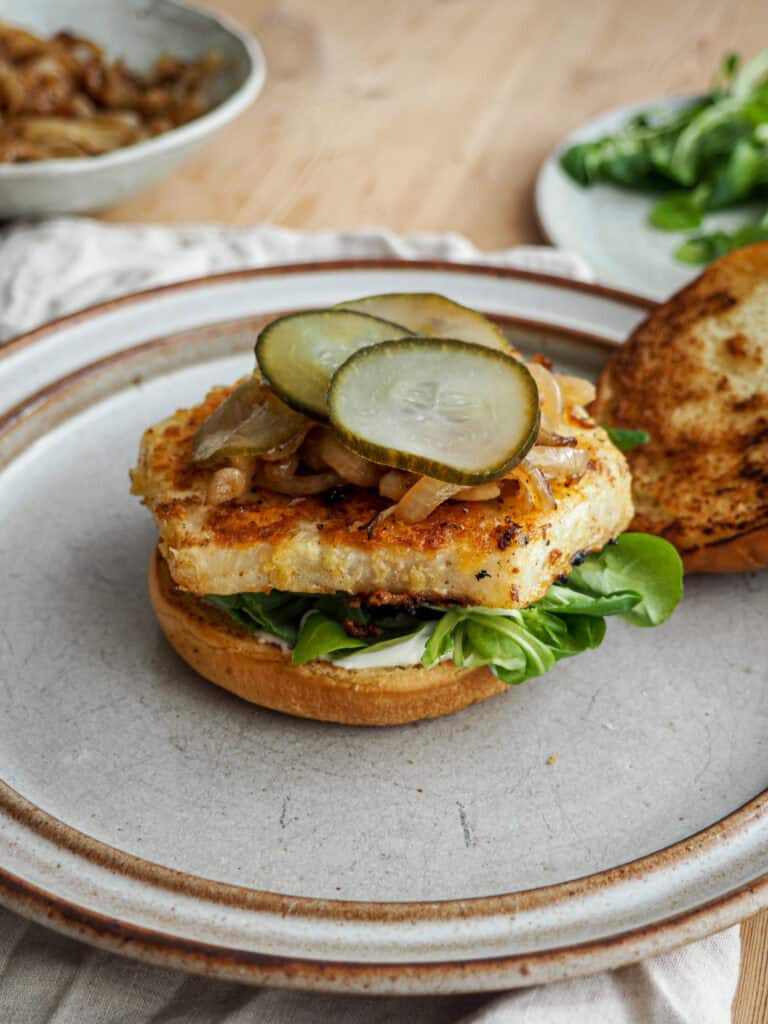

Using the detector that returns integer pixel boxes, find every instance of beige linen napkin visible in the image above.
[0,218,741,1023]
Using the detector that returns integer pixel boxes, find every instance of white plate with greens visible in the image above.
[536,52,768,298]
[0,262,765,994]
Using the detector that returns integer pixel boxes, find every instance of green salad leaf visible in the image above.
[649,192,706,230]
[559,48,768,264]
[675,222,768,264]
[334,625,436,663]
[603,426,651,452]
[292,613,366,665]
[204,533,683,686]
[567,533,683,627]
[535,583,640,616]
[204,591,312,645]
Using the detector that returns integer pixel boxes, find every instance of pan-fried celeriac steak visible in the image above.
[132,384,633,608]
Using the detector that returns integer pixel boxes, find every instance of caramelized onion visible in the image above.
[320,432,382,487]
[227,453,258,475]
[299,427,330,472]
[252,468,342,495]
[260,454,300,488]
[536,429,577,447]
[384,476,501,522]
[557,374,596,408]
[0,23,222,162]
[207,467,248,505]
[528,362,563,433]
[261,427,310,462]
[379,469,416,501]
[393,477,464,523]
[519,461,556,510]
[501,475,533,510]
[366,505,396,537]
[525,446,589,480]
[454,482,501,501]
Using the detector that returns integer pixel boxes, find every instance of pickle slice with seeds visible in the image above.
[191,377,307,464]
[335,292,517,354]
[255,310,412,419]
[328,339,540,484]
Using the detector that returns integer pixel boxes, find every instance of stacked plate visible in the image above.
[0,261,765,992]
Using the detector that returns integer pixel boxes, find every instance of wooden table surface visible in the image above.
[107,1,768,1018]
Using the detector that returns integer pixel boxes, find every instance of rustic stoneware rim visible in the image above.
[0,266,764,994]
[0,259,654,361]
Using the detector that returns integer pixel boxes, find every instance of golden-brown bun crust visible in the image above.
[149,548,505,726]
[592,243,768,574]
[681,524,768,574]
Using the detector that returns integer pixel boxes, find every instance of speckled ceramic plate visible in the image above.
[0,262,766,994]
[536,98,766,300]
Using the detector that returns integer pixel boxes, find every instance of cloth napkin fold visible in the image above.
[0,217,592,340]
[0,218,741,1023]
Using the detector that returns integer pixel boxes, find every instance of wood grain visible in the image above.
[734,912,768,1024]
[109,2,768,1019]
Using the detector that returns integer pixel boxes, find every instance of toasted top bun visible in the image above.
[149,548,506,726]
[592,243,768,573]
[132,386,633,607]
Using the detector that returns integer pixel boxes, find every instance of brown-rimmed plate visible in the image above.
[0,261,765,994]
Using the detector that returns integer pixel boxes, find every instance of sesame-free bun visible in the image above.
[149,548,505,726]
[592,243,768,574]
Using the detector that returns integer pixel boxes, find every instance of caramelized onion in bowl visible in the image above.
[0,20,223,162]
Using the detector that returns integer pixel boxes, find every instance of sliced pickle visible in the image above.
[191,377,307,464]
[328,339,540,484]
[255,310,412,419]
[335,292,518,355]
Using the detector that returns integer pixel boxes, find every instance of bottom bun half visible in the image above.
[149,548,505,726]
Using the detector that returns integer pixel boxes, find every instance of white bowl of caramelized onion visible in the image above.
[0,0,264,216]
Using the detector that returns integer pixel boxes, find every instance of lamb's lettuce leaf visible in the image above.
[558,49,768,264]
[603,426,651,453]
[292,612,366,665]
[204,591,312,645]
[535,584,640,616]
[204,532,683,684]
[334,625,437,664]
[566,533,683,627]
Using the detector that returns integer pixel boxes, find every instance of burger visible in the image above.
[131,293,682,725]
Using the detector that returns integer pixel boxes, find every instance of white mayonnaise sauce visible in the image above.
[251,623,449,669]
[252,618,456,667]
[250,631,293,654]
[331,625,439,670]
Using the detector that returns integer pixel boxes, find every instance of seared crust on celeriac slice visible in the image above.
[131,383,633,608]
[592,243,768,573]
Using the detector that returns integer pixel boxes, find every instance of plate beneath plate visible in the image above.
[0,262,765,994]
[536,97,765,300]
